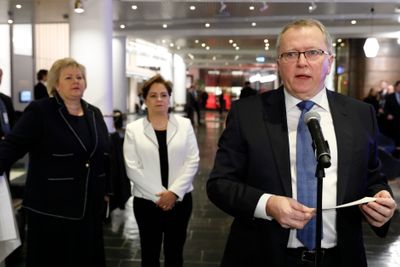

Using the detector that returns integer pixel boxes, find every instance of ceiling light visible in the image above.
[308,2,317,13]
[190,5,196,11]
[364,38,379,57]
[162,24,168,28]
[15,4,22,9]
[351,20,357,25]
[397,38,400,45]
[260,2,269,12]
[120,24,126,29]
[205,23,210,28]
[363,8,380,58]
[251,22,256,27]
[7,11,13,24]
[131,5,138,10]
[249,6,255,11]
[74,0,85,14]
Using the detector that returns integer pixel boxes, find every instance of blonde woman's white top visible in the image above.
[123,114,199,202]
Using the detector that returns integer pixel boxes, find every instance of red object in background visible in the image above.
[205,93,231,110]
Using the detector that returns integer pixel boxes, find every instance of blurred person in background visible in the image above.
[33,69,49,100]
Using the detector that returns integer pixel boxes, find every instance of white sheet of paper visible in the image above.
[323,197,377,210]
[0,175,18,241]
[0,174,21,262]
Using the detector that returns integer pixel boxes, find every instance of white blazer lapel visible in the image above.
[143,118,158,147]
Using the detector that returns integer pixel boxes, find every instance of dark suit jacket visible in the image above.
[0,94,111,219]
[207,87,392,267]
[34,82,49,100]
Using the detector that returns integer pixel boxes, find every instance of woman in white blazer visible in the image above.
[123,74,199,267]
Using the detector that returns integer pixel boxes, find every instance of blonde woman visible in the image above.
[0,58,111,267]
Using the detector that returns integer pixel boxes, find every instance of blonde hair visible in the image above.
[276,18,334,56]
[47,58,86,96]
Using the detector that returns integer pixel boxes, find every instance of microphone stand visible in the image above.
[314,153,330,267]
[314,162,325,267]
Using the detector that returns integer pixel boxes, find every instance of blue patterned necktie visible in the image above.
[296,100,317,250]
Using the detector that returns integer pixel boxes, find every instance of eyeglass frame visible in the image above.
[278,49,331,62]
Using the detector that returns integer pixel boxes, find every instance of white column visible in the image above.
[69,0,113,130]
[112,36,127,113]
[172,54,187,112]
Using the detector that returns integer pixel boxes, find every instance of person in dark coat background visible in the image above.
[109,109,131,213]
[0,58,111,267]
[33,69,49,100]
[0,67,16,182]
[239,81,257,99]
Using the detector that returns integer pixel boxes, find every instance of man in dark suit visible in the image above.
[0,68,16,139]
[207,19,397,267]
[0,68,16,181]
[384,80,400,158]
[33,69,49,100]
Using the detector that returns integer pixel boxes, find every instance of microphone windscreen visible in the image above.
[304,111,320,123]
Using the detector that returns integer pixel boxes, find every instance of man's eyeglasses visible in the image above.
[278,49,330,63]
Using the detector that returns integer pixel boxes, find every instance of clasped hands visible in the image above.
[266,190,397,229]
[156,190,178,211]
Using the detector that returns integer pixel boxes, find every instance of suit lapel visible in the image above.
[327,91,353,204]
[260,88,292,196]
[56,96,98,157]
[143,118,159,147]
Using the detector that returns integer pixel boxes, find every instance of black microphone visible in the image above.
[304,111,331,168]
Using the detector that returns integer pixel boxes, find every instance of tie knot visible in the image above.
[297,100,314,112]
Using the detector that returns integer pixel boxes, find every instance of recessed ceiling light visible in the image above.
[120,24,126,29]
[201,43,206,47]
[15,4,22,9]
[205,23,210,28]
[131,5,138,10]
[251,22,256,27]
[249,6,255,11]
[195,40,199,44]
[163,24,168,29]
[351,20,357,25]
[229,39,233,43]
[190,5,196,11]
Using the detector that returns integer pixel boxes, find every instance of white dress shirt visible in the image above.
[254,88,338,249]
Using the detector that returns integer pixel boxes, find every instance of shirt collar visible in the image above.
[284,87,330,113]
